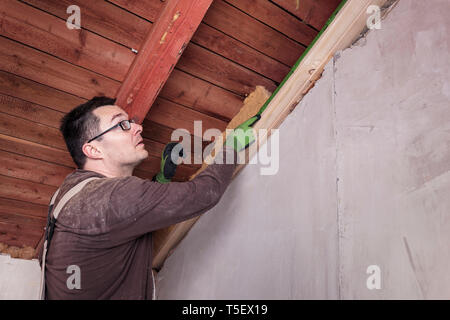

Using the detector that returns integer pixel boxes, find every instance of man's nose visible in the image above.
[131,121,143,135]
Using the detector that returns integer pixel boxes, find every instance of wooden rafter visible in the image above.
[152,0,391,270]
[115,0,213,122]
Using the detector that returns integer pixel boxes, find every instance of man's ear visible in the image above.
[82,142,103,160]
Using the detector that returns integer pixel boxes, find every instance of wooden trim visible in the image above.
[152,0,389,269]
[115,0,213,123]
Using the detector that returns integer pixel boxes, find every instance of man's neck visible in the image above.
[82,162,134,178]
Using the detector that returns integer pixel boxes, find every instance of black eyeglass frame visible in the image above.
[87,119,135,143]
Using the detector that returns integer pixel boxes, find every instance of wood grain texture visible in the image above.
[191,23,290,83]
[108,0,163,23]
[0,0,134,81]
[0,133,75,168]
[176,43,277,96]
[22,0,151,49]
[225,0,317,45]
[142,119,178,145]
[0,218,45,248]
[0,71,86,114]
[0,112,66,151]
[271,0,342,30]
[0,36,120,99]
[0,93,64,129]
[0,150,72,187]
[160,69,243,121]
[116,0,214,123]
[0,174,57,206]
[203,0,305,66]
[147,97,228,135]
[0,197,48,220]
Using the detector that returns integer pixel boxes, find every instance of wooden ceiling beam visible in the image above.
[115,0,213,123]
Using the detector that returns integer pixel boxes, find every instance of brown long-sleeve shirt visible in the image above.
[45,147,236,299]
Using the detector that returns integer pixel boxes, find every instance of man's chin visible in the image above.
[138,149,149,162]
[129,150,149,168]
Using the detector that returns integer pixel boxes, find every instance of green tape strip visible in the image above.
[256,0,348,116]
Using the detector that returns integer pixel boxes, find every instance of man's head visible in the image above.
[60,96,148,172]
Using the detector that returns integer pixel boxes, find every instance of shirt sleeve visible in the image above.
[106,147,237,244]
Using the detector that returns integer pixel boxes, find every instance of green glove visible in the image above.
[225,115,261,152]
[152,142,184,183]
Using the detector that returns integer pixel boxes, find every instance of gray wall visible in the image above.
[156,0,450,299]
[0,255,41,299]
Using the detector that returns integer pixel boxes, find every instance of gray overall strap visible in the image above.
[39,177,100,300]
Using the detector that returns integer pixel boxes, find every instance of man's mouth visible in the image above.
[136,140,144,146]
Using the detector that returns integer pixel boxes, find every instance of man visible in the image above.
[42,96,258,299]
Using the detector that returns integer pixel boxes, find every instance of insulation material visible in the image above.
[190,86,271,178]
[0,242,36,260]
[226,86,272,130]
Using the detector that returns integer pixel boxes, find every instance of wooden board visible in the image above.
[0,112,66,151]
[224,0,317,45]
[176,42,277,96]
[0,218,45,248]
[203,0,305,66]
[108,0,163,22]
[22,0,150,50]
[271,0,343,30]
[0,133,74,168]
[0,36,120,99]
[147,97,228,135]
[0,0,134,81]
[0,197,48,220]
[0,71,86,114]
[0,174,57,206]
[192,23,290,83]
[116,0,214,123]
[142,119,179,145]
[0,150,72,188]
[160,69,243,121]
[152,0,390,269]
[0,93,64,129]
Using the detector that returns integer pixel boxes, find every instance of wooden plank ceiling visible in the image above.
[0,0,341,250]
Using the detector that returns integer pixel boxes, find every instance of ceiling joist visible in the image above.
[115,0,213,122]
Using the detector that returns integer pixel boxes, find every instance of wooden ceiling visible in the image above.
[0,0,341,250]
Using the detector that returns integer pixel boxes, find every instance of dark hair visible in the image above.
[60,96,116,169]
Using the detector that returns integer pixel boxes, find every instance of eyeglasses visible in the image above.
[87,119,136,143]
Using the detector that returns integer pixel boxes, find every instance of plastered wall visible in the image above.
[156,0,450,299]
[0,255,41,299]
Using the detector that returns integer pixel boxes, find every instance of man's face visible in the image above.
[90,105,148,168]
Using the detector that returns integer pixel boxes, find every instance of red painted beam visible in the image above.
[115,0,213,123]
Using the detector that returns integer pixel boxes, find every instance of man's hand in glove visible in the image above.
[225,114,261,152]
[152,142,184,183]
